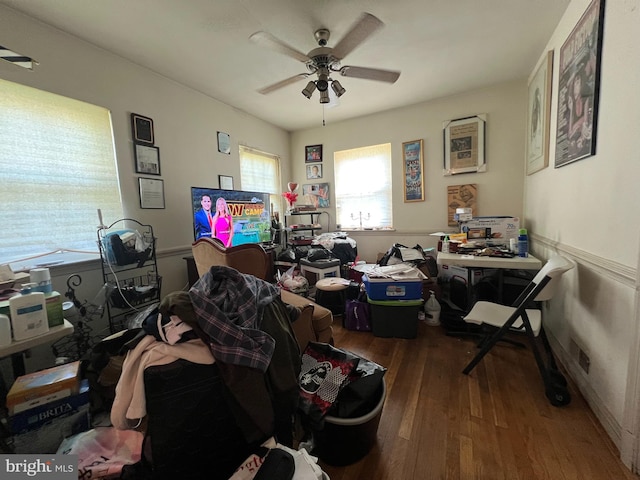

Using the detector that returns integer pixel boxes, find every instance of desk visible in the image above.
[437,252,542,309]
[0,319,74,378]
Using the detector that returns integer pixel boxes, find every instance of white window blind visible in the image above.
[0,78,123,264]
[334,143,393,229]
[239,146,281,214]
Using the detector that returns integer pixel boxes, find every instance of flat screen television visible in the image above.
[191,187,272,246]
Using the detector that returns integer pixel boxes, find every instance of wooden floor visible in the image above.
[317,321,638,480]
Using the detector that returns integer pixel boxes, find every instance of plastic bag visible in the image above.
[307,247,332,262]
[57,428,143,479]
[298,342,360,425]
[277,266,309,293]
[330,356,387,418]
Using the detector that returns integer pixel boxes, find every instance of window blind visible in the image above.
[239,145,281,215]
[0,78,123,263]
[334,143,393,229]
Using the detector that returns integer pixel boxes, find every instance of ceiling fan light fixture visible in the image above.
[316,78,329,92]
[331,80,346,97]
[319,90,330,104]
[301,81,316,99]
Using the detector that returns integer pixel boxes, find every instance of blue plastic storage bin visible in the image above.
[362,274,423,301]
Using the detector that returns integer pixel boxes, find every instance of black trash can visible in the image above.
[312,378,386,466]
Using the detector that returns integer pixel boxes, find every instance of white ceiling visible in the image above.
[0,0,569,132]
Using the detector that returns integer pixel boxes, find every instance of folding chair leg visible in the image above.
[523,322,571,407]
[462,308,524,374]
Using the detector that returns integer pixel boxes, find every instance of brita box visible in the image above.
[462,216,520,245]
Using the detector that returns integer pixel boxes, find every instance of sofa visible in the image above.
[191,238,334,347]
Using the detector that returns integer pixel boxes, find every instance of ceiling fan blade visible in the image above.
[257,73,310,95]
[331,12,384,60]
[249,31,310,63]
[339,66,400,83]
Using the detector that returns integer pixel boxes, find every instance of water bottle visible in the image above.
[425,291,441,326]
[441,235,450,253]
[518,228,529,258]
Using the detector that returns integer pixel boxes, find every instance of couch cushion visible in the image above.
[280,289,333,344]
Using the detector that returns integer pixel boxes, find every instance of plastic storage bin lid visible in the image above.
[367,297,423,307]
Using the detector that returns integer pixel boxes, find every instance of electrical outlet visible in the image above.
[579,349,590,374]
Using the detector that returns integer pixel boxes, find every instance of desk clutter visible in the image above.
[0,267,64,346]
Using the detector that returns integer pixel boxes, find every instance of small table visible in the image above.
[437,252,542,309]
[0,319,74,378]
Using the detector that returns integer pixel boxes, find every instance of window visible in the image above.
[0,79,123,264]
[334,143,393,229]
[239,146,281,215]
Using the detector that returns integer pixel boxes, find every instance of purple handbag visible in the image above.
[344,299,372,331]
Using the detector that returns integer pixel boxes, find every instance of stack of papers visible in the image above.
[365,263,427,280]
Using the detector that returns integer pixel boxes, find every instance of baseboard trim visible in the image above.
[547,331,623,448]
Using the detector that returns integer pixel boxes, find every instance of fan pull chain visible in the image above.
[322,104,326,126]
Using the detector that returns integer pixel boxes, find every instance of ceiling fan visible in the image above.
[250,12,401,104]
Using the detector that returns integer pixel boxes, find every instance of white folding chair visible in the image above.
[462,255,575,406]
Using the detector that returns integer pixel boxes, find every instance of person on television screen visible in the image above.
[212,197,234,247]
[194,194,214,239]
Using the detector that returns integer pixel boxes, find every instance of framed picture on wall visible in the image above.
[131,113,154,145]
[305,144,322,163]
[402,139,424,202]
[217,131,231,154]
[443,114,486,175]
[138,177,165,209]
[302,183,330,208]
[554,0,605,168]
[134,144,161,175]
[526,50,554,175]
[306,163,322,179]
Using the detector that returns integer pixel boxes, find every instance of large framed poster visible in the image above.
[402,139,424,202]
[554,0,605,168]
[443,115,486,175]
[526,50,554,175]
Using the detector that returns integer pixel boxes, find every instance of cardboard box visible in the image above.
[7,360,82,414]
[10,379,90,434]
[11,405,91,454]
[45,291,64,328]
[462,216,520,245]
[437,264,498,286]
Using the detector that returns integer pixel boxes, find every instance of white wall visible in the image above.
[523,0,640,468]
[0,5,290,371]
[290,81,527,262]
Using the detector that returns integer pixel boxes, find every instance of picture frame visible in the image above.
[306,163,322,180]
[526,50,554,175]
[134,143,161,176]
[219,175,234,190]
[131,113,154,145]
[302,183,330,208]
[138,177,165,209]
[443,114,487,175]
[554,0,605,168]
[447,184,477,226]
[217,131,231,154]
[305,144,323,163]
[402,139,424,202]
